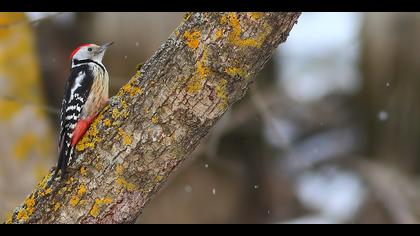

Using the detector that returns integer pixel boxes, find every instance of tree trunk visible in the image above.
[7,12,300,224]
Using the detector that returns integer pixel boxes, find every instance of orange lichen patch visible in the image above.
[121,82,143,97]
[36,171,52,190]
[65,177,75,185]
[16,209,28,222]
[215,79,228,109]
[116,177,136,192]
[249,12,263,20]
[78,184,87,196]
[115,164,124,175]
[34,172,53,197]
[115,164,136,192]
[80,166,87,176]
[225,67,247,78]
[89,198,112,218]
[118,128,132,146]
[187,49,209,94]
[155,175,164,182]
[183,30,201,49]
[79,200,88,206]
[76,110,106,152]
[151,115,158,124]
[214,29,223,40]
[38,187,52,197]
[103,119,111,127]
[53,203,61,212]
[58,187,68,195]
[17,194,36,222]
[183,12,192,21]
[70,184,87,207]
[0,101,20,120]
[70,196,80,207]
[111,101,129,122]
[45,188,52,195]
[95,162,104,171]
[220,14,227,24]
[227,12,272,48]
[13,133,37,160]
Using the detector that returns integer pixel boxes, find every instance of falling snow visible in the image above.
[212,188,216,195]
[184,185,192,193]
[378,111,389,121]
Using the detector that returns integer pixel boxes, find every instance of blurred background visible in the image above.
[1,12,420,224]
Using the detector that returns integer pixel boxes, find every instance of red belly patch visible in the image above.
[71,115,96,147]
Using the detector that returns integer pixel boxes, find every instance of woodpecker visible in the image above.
[53,42,113,180]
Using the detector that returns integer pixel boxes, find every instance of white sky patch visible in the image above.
[278,12,363,103]
[25,12,76,26]
[295,167,366,222]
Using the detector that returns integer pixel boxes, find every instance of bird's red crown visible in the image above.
[70,44,93,59]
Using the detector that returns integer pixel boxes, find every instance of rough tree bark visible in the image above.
[7,12,300,224]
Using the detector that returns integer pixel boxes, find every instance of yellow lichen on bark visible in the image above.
[89,198,113,218]
[69,183,88,207]
[227,12,272,48]
[76,110,106,152]
[220,14,227,24]
[118,128,132,146]
[183,12,192,21]
[215,79,228,109]
[187,48,209,94]
[184,30,201,49]
[70,196,80,207]
[249,12,263,21]
[115,164,136,192]
[225,67,247,78]
[80,166,87,176]
[16,194,36,222]
[53,203,61,212]
[214,29,223,40]
[151,115,158,124]
[121,82,143,97]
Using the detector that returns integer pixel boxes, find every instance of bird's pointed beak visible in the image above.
[98,42,114,52]
[102,42,114,48]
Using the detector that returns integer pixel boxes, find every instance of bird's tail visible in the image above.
[53,137,73,181]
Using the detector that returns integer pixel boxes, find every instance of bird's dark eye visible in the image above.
[88,48,93,52]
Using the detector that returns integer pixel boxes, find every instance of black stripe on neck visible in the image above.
[73,59,105,71]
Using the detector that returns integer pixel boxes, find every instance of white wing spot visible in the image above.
[70,71,85,100]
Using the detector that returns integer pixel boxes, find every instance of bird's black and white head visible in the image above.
[70,42,113,68]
